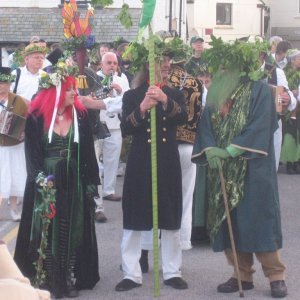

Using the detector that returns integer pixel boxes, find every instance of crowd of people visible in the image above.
[0,31,299,299]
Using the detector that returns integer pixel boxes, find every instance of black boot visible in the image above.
[64,278,78,298]
[64,263,79,298]
[139,250,149,273]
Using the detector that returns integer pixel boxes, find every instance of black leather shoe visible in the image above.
[164,277,188,290]
[217,277,254,293]
[115,279,142,292]
[270,280,288,298]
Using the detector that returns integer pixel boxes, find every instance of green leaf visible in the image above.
[91,0,113,7]
[117,4,133,29]
[139,0,156,28]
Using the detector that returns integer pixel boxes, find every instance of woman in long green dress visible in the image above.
[14,75,100,298]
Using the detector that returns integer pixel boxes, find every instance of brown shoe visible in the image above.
[95,211,107,223]
[103,194,122,201]
[270,280,288,298]
[217,277,254,293]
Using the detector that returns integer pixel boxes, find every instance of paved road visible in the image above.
[1,166,299,299]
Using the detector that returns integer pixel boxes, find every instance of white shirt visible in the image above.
[276,67,297,111]
[96,70,130,130]
[10,66,43,101]
[262,62,296,111]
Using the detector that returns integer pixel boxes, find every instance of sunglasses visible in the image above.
[106,61,118,65]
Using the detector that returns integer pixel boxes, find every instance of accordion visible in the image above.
[269,85,285,113]
[0,110,26,141]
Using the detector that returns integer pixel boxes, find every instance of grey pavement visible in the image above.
[1,165,300,299]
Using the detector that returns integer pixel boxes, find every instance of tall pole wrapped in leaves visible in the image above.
[139,0,159,296]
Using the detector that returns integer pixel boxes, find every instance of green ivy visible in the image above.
[285,65,300,90]
[203,35,269,81]
[124,35,191,74]
[91,0,113,7]
[117,4,133,29]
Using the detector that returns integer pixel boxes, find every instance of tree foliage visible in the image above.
[117,4,133,29]
[91,0,113,7]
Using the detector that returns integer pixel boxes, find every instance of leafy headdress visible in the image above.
[123,34,191,75]
[203,35,269,107]
[39,51,80,143]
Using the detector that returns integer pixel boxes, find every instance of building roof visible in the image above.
[0,7,140,46]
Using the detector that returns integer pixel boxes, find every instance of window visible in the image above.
[216,3,232,25]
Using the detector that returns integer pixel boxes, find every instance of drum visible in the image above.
[0,110,26,141]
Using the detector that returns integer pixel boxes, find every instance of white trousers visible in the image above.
[102,129,122,196]
[178,143,196,250]
[0,143,26,198]
[121,229,182,284]
[273,119,282,171]
[141,230,160,250]
[93,139,104,212]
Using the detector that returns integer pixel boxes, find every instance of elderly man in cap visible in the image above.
[185,36,205,78]
[10,43,47,103]
[0,67,27,221]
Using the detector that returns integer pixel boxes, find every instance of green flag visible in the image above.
[139,0,156,28]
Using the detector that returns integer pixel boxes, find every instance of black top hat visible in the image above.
[46,48,64,66]
[0,67,15,82]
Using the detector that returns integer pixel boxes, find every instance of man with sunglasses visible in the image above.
[79,52,129,214]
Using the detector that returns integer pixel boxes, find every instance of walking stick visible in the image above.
[218,165,244,298]
[139,1,159,295]
[148,28,160,297]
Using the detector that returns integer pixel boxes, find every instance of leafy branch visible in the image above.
[117,4,133,29]
[203,35,269,81]
[91,0,113,7]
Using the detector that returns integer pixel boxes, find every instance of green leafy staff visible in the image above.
[139,0,159,296]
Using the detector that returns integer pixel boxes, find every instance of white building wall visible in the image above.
[110,0,141,8]
[152,0,188,41]
[269,0,300,47]
[270,0,300,28]
[187,0,265,42]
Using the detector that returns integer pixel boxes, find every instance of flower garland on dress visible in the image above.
[33,172,56,287]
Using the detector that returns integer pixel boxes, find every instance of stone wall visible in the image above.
[0,7,140,46]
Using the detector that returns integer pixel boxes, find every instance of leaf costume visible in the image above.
[192,80,282,253]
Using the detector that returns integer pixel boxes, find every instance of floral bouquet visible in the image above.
[33,172,56,287]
